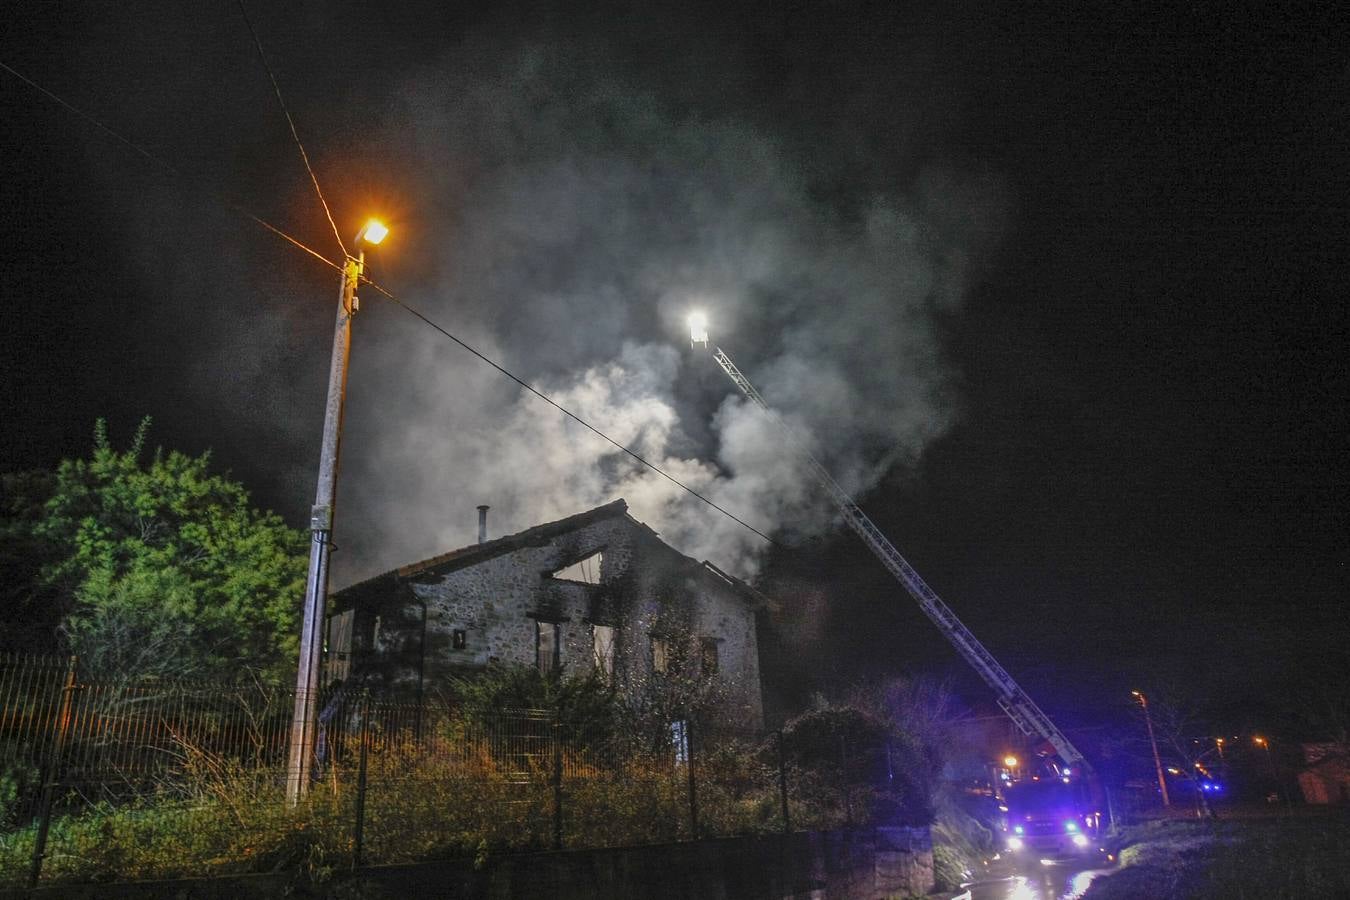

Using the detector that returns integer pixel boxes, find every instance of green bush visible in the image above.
[0,751,39,830]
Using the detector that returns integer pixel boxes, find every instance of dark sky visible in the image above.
[2,2,1346,740]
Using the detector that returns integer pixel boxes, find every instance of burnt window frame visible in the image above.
[651,635,672,674]
[536,619,561,674]
[699,637,719,676]
[591,623,616,678]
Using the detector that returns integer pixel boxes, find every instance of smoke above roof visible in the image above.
[86,8,1002,584]
[330,38,1003,582]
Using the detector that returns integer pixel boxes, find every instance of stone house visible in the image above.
[326,499,767,729]
[1298,742,1350,804]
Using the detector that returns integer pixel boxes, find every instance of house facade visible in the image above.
[1298,742,1350,804]
[326,499,766,729]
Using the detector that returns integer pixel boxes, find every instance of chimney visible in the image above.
[477,505,490,544]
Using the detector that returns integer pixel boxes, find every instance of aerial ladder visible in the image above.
[689,314,1088,771]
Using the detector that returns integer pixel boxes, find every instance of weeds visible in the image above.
[0,731,854,889]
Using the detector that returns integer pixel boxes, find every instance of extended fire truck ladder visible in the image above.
[698,334,1087,768]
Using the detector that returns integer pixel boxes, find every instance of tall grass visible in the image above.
[0,732,854,889]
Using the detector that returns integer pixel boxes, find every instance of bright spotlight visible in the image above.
[357,219,389,245]
[688,311,708,347]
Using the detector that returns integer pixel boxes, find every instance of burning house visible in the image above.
[325,499,766,728]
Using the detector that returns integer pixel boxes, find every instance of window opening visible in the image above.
[671,719,689,765]
[536,620,560,674]
[700,638,719,676]
[593,625,616,678]
[651,636,672,674]
[326,609,354,684]
[552,550,603,584]
[452,629,467,650]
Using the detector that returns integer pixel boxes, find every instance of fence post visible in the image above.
[778,729,791,834]
[686,719,699,840]
[28,655,78,889]
[552,711,563,850]
[353,689,371,868]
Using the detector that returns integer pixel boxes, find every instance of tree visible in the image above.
[27,418,308,681]
[1131,686,1219,818]
[616,611,739,752]
[845,676,972,812]
[0,469,62,652]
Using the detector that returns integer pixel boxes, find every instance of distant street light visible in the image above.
[286,219,388,805]
[1132,690,1171,807]
[1254,735,1280,802]
[1003,755,1019,769]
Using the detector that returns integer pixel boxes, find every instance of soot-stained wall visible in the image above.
[330,502,764,729]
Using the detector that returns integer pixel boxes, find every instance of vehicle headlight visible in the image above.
[1014,825,1025,835]
[1072,834,1089,847]
[1064,821,1078,832]
[1008,836,1024,850]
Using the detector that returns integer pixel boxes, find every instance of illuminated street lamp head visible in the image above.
[688,311,709,348]
[1253,735,1266,746]
[1003,755,1018,768]
[356,219,389,245]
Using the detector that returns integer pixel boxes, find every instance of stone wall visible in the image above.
[347,511,763,727]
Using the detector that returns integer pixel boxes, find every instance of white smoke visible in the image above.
[326,43,1002,582]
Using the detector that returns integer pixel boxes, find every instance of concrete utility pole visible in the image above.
[1133,690,1171,807]
[286,221,386,805]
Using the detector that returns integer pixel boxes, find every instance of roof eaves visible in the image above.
[334,499,629,598]
[699,560,781,612]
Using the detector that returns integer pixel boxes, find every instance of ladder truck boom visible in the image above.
[703,339,1086,768]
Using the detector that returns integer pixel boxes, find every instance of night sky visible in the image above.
[2,2,1346,742]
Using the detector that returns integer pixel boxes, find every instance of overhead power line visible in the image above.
[361,277,780,547]
[0,57,777,548]
[234,0,348,259]
[0,59,341,275]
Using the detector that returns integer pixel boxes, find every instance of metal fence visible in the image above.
[0,655,857,890]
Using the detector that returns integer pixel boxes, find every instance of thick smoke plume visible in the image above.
[331,41,1001,583]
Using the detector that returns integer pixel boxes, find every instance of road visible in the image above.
[962,851,1115,900]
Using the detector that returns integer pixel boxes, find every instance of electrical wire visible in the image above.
[234,0,348,259]
[0,58,341,275]
[361,277,780,546]
[0,57,777,548]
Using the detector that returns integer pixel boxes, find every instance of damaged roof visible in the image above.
[335,499,631,599]
[333,498,776,612]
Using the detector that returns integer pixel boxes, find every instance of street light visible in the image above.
[1254,735,1280,802]
[1132,690,1171,807]
[286,219,388,805]
[356,218,388,245]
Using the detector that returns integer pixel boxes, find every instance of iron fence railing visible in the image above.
[0,655,859,890]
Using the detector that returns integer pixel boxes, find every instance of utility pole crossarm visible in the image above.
[709,346,1086,768]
